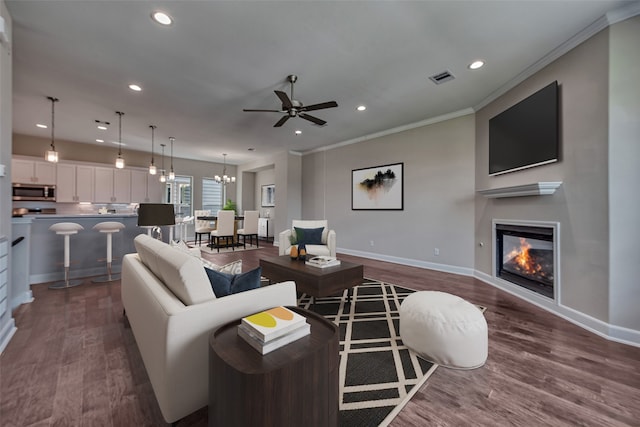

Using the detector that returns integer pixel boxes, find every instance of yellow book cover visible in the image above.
[240,306,307,342]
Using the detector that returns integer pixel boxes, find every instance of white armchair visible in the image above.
[279,219,336,258]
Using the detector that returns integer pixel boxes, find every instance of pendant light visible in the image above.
[159,143,166,183]
[214,153,236,184]
[149,125,157,175]
[45,96,60,163]
[168,137,175,181]
[115,111,125,169]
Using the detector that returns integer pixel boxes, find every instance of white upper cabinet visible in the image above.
[57,163,95,202]
[12,159,57,185]
[94,167,131,203]
[131,169,165,203]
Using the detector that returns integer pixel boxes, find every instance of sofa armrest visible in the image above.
[327,229,337,257]
[279,229,292,256]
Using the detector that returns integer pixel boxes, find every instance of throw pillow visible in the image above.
[294,227,324,245]
[204,266,262,297]
[201,258,243,275]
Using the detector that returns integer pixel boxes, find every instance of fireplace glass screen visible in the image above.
[496,224,554,299]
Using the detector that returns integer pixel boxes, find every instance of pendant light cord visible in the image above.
[48,96,59,150]
[116,111,124,156]
[150,125,156,164]
[170,137,175,172]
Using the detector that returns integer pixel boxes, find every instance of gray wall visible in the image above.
[0,0,13,351]
[302,114,476,271]
[475,17,640,334]
[608,16,640,330]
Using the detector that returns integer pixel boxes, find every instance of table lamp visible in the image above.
[137,203,175,240]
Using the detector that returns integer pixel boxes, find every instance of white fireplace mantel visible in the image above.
[477,182,562,199]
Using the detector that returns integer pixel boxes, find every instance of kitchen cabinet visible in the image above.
[131,169,165,203]
[56,163,95,202]
[12,158,57,185]
[94,167,131,203]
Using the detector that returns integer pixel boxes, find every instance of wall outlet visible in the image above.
[434,248,440,256]
[370,240,374,247]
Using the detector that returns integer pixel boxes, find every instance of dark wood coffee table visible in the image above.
[209,306,339,427]
[260,255,364,303]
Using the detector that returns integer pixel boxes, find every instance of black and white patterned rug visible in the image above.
[298,279,436,427]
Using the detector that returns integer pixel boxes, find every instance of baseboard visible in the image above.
[337,247,475,277]
[0,318,17,355]
[474,270,640,348]
[30,266,119,285]
[11,290,34,310]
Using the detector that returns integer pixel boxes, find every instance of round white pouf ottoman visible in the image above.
[400,291,488,369]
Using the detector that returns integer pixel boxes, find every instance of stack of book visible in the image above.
[238,306,310,355]
[305,256,341,268]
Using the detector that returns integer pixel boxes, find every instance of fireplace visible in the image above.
[494,221,559,300]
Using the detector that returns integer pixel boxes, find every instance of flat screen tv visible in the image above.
[489,81,559,176]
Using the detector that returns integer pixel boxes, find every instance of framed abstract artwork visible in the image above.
[261,184,275,207]
[352,163,404,210]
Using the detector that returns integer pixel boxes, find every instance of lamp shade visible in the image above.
[137,203,176,227]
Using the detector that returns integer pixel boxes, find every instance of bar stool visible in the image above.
[92,221,125,283]
[49,222,85,289]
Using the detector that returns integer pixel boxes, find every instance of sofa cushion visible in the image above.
[201,258,243,275]
[204,266,262,297]
[134,234,215,305]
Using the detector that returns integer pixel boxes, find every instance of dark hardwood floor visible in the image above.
[2,242,639,426]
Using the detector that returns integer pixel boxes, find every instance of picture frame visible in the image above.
[261,184,275,207]
[352,163,404,210]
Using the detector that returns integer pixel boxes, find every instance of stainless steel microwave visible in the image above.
[12,183,56,201]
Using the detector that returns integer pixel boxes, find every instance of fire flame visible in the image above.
[506,237,543,275]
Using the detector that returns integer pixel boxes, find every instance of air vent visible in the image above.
[429,70,455,85]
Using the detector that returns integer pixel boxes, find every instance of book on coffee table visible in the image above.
[238,322,310,355]
[240,306,307,342]
[305,256,341,268]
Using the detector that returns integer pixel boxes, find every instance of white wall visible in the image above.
[303,114,476,272]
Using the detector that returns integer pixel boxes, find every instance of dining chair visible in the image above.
[237,210,259,249]
[194,210,214,246]
[210,210,235,252]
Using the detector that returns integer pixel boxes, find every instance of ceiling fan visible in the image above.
[243,75,338,127]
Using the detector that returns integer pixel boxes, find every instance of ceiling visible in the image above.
[6,1,637,165]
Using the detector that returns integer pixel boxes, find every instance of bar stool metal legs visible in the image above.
[92,221,125,283]
[49,222,85,289]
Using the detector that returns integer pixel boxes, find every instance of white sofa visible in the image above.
[121,234,297,424]
[278,219,336,258]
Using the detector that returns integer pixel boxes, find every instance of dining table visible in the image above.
[196,215,244,247]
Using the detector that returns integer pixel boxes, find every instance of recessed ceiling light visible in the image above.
[295,130,302,135]
[357,105,366,111]
[36,123,47,129]
[468,60,485,70]
[152,11,173,26]
[128,84,142,92]
[97,125,107,130]
[96,139,104,143]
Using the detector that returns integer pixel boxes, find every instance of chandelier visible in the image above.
[214,153,236,184]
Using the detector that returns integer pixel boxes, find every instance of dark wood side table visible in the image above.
[209,306,339,427]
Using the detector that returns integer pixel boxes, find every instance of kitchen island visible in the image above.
[18,214,167,285]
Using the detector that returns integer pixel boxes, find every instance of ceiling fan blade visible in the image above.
[299,113,326,126]
[243,109,281,112]
[301,101,338,112]
[274,115,290,127]
[274,90,293,109]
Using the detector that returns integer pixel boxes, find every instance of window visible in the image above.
[166,175,192,218]
[202,178,223,213]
